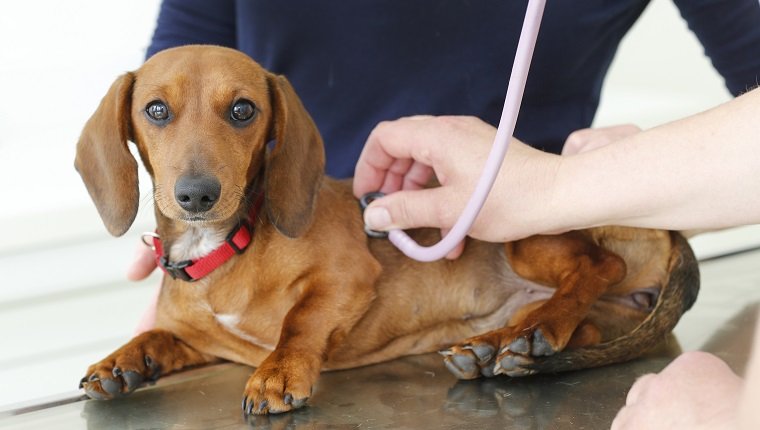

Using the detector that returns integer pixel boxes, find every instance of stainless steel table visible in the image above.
[2,249,758,430]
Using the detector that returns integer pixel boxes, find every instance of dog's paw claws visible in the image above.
[492,360,504,376]
[242,354,317,415]
[80,367,146,400]
[256,400,269,414]
[243,393,306,416]
[243,397,255,415]
[81,351,158,400]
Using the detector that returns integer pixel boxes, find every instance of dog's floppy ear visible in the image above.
[265,74,326,238]
[74,72,138,237]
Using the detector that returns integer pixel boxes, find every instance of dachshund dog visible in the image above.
[75,45,699,415]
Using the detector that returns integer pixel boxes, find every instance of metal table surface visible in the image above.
[2,249,758,430]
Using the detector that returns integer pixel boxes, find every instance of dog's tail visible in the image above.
[526,231,700,373]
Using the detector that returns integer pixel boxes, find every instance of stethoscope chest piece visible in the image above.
[359,192,388,239]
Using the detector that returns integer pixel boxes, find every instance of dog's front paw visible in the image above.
[79,329,210,400]
[80,350,161,400]
[242,352,320,415]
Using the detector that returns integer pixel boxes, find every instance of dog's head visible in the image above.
[75,45,325,238]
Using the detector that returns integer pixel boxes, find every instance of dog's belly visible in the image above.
[324,237,555,369]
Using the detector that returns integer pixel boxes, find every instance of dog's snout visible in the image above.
[174,175,222,213]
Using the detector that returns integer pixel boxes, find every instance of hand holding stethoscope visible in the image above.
[355,0,547,262]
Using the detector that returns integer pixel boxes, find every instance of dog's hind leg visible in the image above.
[80,329,215,400]
[443,231,627,379]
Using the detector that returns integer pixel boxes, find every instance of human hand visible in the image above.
[562,124,641,155]
[127,241,158,281]
[611,351,743,430]
[353,115,563,245]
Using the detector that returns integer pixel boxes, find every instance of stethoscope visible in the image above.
[361,0,546,262]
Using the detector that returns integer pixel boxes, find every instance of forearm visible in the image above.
[554,88,760,232]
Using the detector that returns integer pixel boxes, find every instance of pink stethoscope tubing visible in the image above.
[385,0,546,262]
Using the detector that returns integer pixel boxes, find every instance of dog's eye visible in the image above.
[230,99,257,123]
[145,101,170,123]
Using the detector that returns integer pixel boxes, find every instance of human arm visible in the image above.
[555,87,760,233]
[353,88,760,242]
[562,124,641,155]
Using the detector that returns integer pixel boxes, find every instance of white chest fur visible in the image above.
[214,313,275,351]
[170,226,226,261]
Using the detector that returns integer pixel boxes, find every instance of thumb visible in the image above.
[363,188,456,231]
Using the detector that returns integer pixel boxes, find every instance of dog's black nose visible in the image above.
[174,175,221,213]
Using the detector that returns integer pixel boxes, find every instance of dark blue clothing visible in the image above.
[147,0,760,178]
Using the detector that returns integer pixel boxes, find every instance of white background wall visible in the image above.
[0,0,757,408]
[0,0,163,409]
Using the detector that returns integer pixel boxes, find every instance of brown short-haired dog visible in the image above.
[75,46,699,415]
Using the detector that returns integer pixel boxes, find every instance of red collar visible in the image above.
[152,193,264,282]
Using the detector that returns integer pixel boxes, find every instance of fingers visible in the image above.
[612,372,666,430]
[127,242,158,281]
[364,192,466,259]
[363,187,458,232]
[400,160,434,192]
[612,351,743,430]
[355,115,549,243]
[353,116,446,198]
[377,159,434,194]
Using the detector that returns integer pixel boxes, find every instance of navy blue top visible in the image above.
[147,0,760,178]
